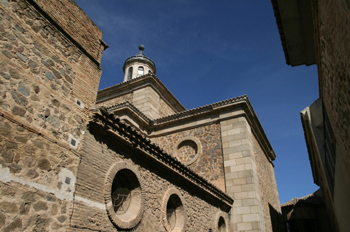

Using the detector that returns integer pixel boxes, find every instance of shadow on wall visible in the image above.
[269,203,285,232]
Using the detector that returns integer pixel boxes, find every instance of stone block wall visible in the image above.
[253,135,284,232]
[159,97,176,118]
[70,122,230,231]
[132,86,160,119]
[220,116,266,232]
[151,123,226,192]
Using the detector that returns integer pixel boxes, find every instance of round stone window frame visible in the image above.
[104,161,144,229]
[173,136,202,166]
[162,187,186,232]
[214,211,229,232]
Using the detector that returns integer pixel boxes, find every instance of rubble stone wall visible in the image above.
[0,116,79,231]
[151,123,226,191]
[312,1,350,231]
[70,123,230,231]
[0,0,105,231]
[314,0,350,178]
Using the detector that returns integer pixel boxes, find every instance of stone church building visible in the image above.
[0,0,283,231]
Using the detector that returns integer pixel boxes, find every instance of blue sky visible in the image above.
[74,0,319,204]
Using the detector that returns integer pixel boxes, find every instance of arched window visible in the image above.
[137,66,144,77]
[127,67,133,80]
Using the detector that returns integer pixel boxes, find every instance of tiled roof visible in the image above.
[106,100,152,123]
[154,95,249,125]
[270,0,290,65]
[282,189,324,207]
[90,108,234,207]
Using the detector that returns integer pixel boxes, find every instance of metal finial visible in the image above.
[138,44,145,51]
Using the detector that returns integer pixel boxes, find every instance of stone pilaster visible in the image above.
[132,86,160,119]
[220,117,266,232]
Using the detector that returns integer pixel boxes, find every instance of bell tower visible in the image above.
[123,45,156,82]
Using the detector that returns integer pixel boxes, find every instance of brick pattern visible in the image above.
[71,127,229,231]
[151,123,225,191]
[315,0,350,180]
[220,117,266,232]
[159,97,176,118]
[32,0,104,62]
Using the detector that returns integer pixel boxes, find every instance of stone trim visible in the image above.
[105,101,152,124]
[173,136,202,166]
[96,74,185,113]
[162,187,186,232]
[103,161,144,229]
[214,211,229,232]
[91,109,233,207]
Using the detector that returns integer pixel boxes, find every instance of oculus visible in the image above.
[104,162,143,229]
[173,136,202,166]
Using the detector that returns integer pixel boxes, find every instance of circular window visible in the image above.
[173,137,202,166]
[104,162,143,229]
[162,188,185,232]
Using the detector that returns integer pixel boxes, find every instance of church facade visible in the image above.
[0,0,282,231]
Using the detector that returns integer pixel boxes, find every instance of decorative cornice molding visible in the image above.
[94,94,276,162]
[96,74,186,113]
[89,108,234,207]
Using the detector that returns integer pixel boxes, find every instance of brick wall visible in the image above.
[151,123,226,191]
[32,0,104,63]
[71,122,230,231]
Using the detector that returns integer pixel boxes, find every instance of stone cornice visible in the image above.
[89,108,234,208]
[96,95,276,162]
[96,74,186,113]
[152,95,276,162]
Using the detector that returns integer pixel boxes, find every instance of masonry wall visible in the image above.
[70,122,230,231]
[0,0,105,231]
[253,136,284,232]
[151,123,226,192]
[159,97,176,118]
[132,86,160,119]
[0,116,79,231]
[311,1,350,231]
[220,116,266,232]
[313,0,350,178]
[96,93,133,107]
